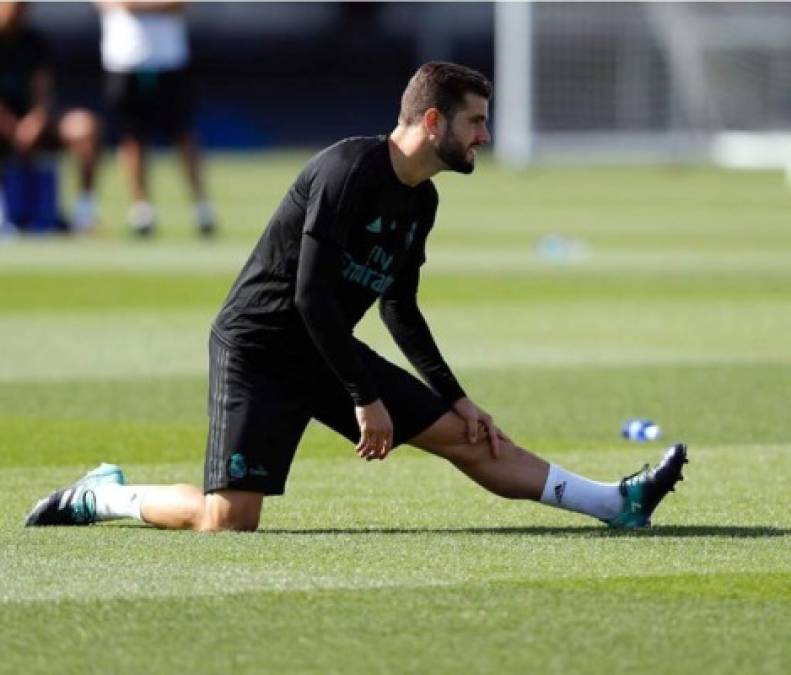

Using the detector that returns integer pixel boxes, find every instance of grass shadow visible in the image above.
[258,525,788,538]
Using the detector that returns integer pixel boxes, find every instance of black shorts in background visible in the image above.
[105,67,194,141]
[203,333,451,496]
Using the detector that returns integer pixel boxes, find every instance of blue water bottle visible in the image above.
[622,418,662,442]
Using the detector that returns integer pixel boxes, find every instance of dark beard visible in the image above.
[436,130,475,174]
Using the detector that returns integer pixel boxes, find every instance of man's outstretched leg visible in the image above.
[24,463,263,532]
[410,411,687,528]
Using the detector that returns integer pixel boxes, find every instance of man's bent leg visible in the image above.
[25,466,263,532]
[137,485,262,532]
[200,490,263,532]
[88,482,261,531]
[140,484,264,532]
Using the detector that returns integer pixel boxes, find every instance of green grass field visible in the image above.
[1,154,789,674]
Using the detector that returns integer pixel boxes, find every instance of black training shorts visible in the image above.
[203,333,451,495]
[105,67,194,141]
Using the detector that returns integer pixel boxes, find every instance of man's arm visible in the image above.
[295,234,378,407]
[295,145,405,460]
[380,261,502,457]
[0,102,19,143]
[12,68,51,155]
[379,261,465,403]
[295,234,393,461]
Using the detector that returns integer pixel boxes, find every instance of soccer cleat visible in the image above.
[24,463,125,527]
[606,443,688,529]
[76,463,126,488]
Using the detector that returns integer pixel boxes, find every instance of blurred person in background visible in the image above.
[97,0,215,237]
[0,1,101,233]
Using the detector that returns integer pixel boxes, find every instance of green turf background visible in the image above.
[0,154,788,674]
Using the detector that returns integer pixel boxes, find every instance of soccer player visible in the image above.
[25,62,687,532]
[0,1,101,231]
[97,0,215,236]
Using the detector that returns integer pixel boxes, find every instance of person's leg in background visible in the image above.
[176,128,215,236]
[168,67,216,236]
[58,108,101,232]
[118,131,156,236]
[105,70,157,236]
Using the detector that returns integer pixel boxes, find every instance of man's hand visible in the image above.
[451,397,503,459]
[355,399,394,461]
[13,109,47,155]
[0,104,18,143]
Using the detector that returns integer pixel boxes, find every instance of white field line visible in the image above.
[2,297,791,382]
[426,249,791,275]
[2,239,791,275]
[0,310,211,382]
[0,240,251,275]
[2,338,790,383]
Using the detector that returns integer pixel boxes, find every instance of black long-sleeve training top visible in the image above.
[212,135,465,406]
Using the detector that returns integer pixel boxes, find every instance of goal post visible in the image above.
[494,1,534,168]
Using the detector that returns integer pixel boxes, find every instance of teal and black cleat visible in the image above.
[606,444,688,529]
[24,463,125,527]
[76,463,125,489]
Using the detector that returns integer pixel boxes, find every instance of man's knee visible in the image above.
[59,109,101,146]
[411,411,479,456]
[443,437,516,469]
[200,490,263,532]
[409,411,516,465]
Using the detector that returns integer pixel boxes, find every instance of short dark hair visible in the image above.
[399,61,492,125]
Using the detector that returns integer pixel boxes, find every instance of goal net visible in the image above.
[494,2,791,167]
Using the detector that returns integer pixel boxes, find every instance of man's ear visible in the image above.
[423,108,445,140]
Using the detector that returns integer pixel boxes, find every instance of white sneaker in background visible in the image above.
[70,193,98,233]
[128,201,156,237]
[194,200,217,237]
